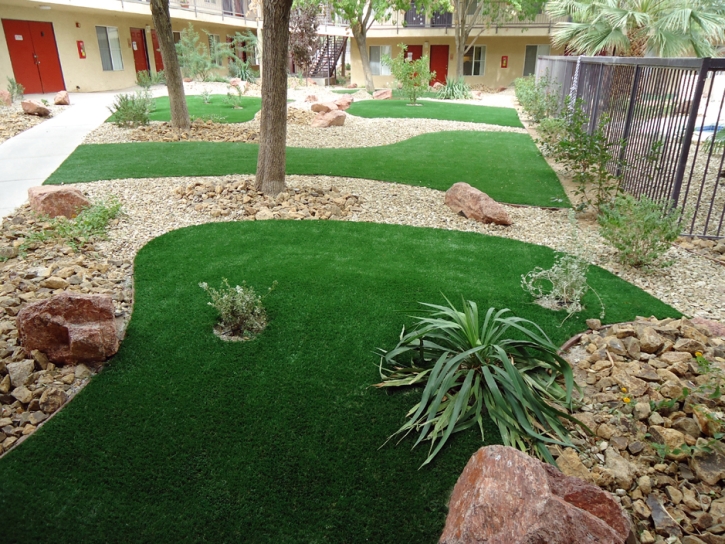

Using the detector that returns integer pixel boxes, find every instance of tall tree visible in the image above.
[150,0,191,131]
[546,0,725,57]
[451,0,545,79]
[255,0,295,195]
[331,0,450,92]
[289,2,321,79]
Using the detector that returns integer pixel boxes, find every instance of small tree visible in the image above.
[289,3,321,79]
[383,44,434,105]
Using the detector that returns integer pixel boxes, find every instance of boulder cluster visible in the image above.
[173,177,363,221]
[559,316,725,543]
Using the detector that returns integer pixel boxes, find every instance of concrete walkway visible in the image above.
[0,91,121,218]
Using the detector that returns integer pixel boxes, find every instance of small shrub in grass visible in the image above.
[199,279,276,340]
[108,91,153,127]
[22,197,123,252]
[436,77,472,100]
[598,193,683,268]
[383,44,434,105]
[225,85,244,109]
[375,298,584,467]
[200,89,212,104]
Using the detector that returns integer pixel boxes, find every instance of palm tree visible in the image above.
[546,0,725,57]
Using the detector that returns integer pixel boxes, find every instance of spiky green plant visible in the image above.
[436,77,473,100]
[375,299,586,467]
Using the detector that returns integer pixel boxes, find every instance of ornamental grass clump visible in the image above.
[199,279,276,340]
[375,298,585,467]
[436,77,473,100]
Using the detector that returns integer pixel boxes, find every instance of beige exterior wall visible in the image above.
[350,35,562,89]
[0,3,257,92]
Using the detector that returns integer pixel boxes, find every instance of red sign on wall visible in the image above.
[77,40,86,59]
[501,55,508,68]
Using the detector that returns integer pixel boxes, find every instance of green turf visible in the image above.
[0,221,678,543]
[46,132,569,207]
[347,100,523,127]
[332,88,359,94]
[107,95,263,124]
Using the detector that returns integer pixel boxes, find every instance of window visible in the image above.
[523,45,550,76]
[173,31,181,44]
[369,45,391,76]
[208,34,222,65]
[463,45,485,76]
[96,26,124,71]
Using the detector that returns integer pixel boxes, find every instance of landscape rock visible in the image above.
[691,440,725,485]
[54,91,70,106]
[334,96,353,110]
[439,445,630,544]
[647,494,683,538]
[27,185,90,219]
[311,102,338,114]
[16,293,119,364]
[7,360,35,388]
[39,386,68,414]
[444,182,512,226]
[0,89,11,106]
[304,94,317,102]
[311,110,346,128]
[21,99,51,117]
[373,89,392,100]
[11,385,33,404]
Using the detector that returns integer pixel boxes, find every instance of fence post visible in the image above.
[670,58,711,206]
[615,64,642,177]
[589,63,604,133]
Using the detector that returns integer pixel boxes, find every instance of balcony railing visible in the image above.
[398,3,559,30]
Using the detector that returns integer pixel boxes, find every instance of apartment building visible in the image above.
[0,0,261,93]
[350,5,562,89]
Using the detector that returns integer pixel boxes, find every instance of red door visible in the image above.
[130,27,150,74]
[150,30,164,72]
[2,19,65,94]
[406,45,423,61]
[429,45,449,85]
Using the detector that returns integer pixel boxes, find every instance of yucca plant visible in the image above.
[375,299,586,467]
[436,77,473,100]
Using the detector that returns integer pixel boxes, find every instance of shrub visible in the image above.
[536,116,567,156]
[551,102,623,212]
[598,193,683,268]
[22,197,123,252]
[514,73,560,123]
[200,89,212,104]
[436,77,472,100]
[229,59,258,82]
[136,70,165,89]
[6,77,24,102]
[375,298,583,467]
[199,278,276,340]
[225,85,244,109]
[383,44,434,105]
[108,91,153,127]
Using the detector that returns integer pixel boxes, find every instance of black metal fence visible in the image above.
[536,56,725,239]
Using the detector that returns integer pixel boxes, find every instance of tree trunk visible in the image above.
[150,0,190,131]
[455,33,465,79]
[352,26,374,93]
[341,42,346,78]
[255,0,293,196]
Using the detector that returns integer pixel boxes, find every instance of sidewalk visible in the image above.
[0,91,120,218]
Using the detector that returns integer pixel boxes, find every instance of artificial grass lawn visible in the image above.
[0,221,678,543]
[46,131,569,207]
[107,95,263,124]
[346,100,523,127]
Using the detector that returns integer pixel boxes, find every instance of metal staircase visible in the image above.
[309,36,347,79]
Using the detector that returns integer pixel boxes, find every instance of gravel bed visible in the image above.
[79,174,725,322]
[0,104,66,145]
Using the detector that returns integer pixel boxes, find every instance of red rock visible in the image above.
[229,78,243,88]
[305,78,318,86]
[373,89,392,100]
[183,77,193,82]
[691,317,725,338]
[0,89,11,106]
[311,110,346,128]
[304,95,318,102]
[311,102,337,114]
[21,99,51,117]
[16,293,119,365]
[433,82,444,89]
[444,182,512,226]
[440,446,630,544]
[28,186,90,219]
[54,90,70,105]
[334,96,353,110]
[345,83,358,89]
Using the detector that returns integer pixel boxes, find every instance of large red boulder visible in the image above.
[444,182,512,226]
[54,90,70,105]
[373,89,392,100]
[17,293,119,365]
[28,185,90,218]
[311,102,338,113]
[311,110,346,128]
[440,446,631,544]
[334,96,353,110]
[21,99,51,116]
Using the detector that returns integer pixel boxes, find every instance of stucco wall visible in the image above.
[350,35,562,89]
[0,5,256,93]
